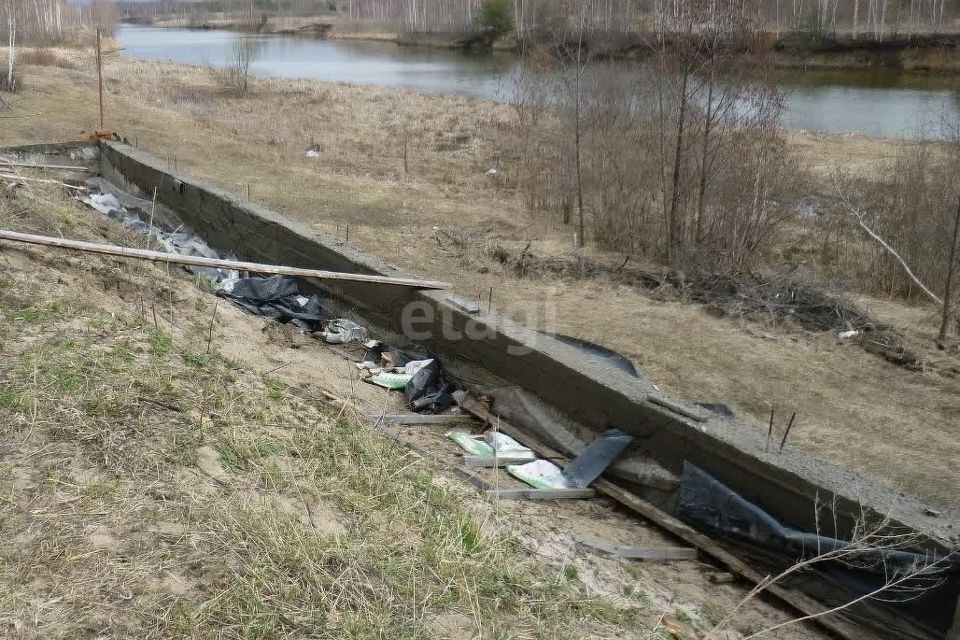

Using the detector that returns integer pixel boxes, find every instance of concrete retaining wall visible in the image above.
[98,140,950,551]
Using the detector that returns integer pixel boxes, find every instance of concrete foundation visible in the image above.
[94,140,954,551]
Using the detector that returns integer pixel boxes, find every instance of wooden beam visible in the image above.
[0,174,85,189]
[373,413,474,426]
[455,395,869,640]
[0,229,450,289]
[573,535,698,561]
[461,455,535,468]
[0,161,88,171]
[485,488,596,500]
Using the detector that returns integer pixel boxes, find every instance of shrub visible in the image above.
[474,0,513,36]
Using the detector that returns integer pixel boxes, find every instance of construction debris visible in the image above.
[373,414,468,426]
[315,319,368,344]
[219,275,324,330]
[561,429,634,488]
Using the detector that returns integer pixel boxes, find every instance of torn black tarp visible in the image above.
[677,462,959,634]
[218,275,324,330]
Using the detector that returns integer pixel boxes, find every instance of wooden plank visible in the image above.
[0,229,449,289]
[485,488,596,500]
[0,174,85,189]
[594,480,872,639]
[707,572,738,584]
[461,455,535,468]
[373,413,474,426]
[573,535,698,561]
[0,161,88,171]
[455,395,869,640]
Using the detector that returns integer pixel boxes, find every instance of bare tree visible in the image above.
[941,196,960,341]
[4,6,16,93]
[553,2,592,248]
[509,0,796,272]
[214,32,261,96]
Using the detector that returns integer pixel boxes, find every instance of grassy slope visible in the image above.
[0,184,642,639]
[1,52,958,514]
[0,181,829,639]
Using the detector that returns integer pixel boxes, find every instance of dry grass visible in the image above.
[0,180,832,640]
[0,183,657,639]
[0,58,957,513]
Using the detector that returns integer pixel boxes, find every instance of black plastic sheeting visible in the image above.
[541,331,644,380]
[83,186,327,329]
[544,333,738,420]
[404,358,455,413]
[678,462,959,633]
[218,275,325,330]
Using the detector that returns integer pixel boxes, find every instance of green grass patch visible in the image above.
[0,387,18,409]
[214,442,249,472]
[149,329,175,356]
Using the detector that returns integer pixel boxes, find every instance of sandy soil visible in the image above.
[2,55,958,515]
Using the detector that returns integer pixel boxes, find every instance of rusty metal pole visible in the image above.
[96,28,104,131]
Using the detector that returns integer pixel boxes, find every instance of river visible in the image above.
[115,23,960,139]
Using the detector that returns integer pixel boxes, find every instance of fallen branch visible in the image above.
[834,174,943,307]
[0,229,449,289]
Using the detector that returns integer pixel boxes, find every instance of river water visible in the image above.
[116,23,960,138]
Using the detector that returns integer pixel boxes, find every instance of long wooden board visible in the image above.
[0,161,88,171]
[573,535,698,561]
[372,413,472,425]
[0,229,449,289]
[485,488,596,500]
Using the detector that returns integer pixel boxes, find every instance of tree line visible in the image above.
[336,0,957,37]
[1,0,117,46]
[503,0,959,334]
[119,0,960,39]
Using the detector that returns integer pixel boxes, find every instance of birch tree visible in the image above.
[5,7,15,93]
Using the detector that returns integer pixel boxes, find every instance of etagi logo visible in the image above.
[398,291,560,356]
